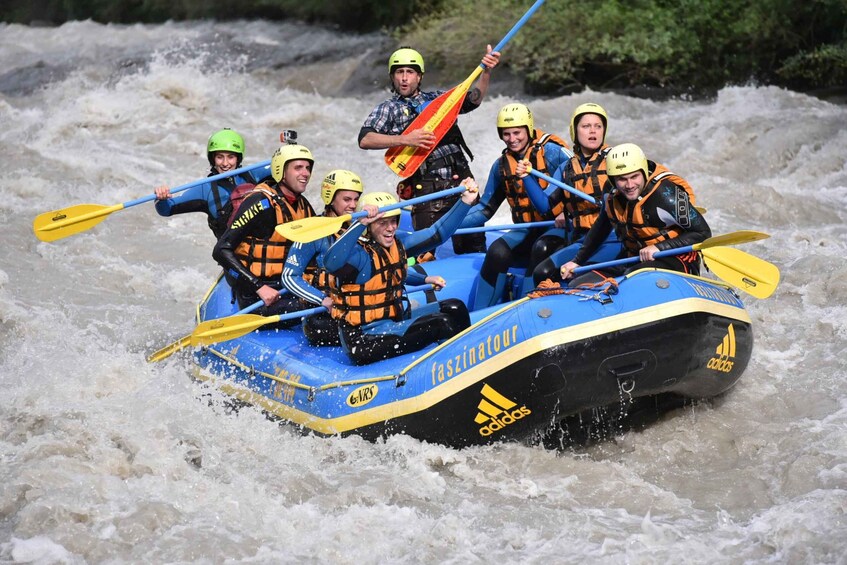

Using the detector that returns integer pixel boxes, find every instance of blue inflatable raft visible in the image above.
[191,244,753,447]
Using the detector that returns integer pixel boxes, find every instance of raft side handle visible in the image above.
[395,373,407,387]
[606,362,648,378]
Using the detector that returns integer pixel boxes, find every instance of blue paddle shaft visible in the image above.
[528,168,596,205]
[483,0,546,67]
[349,185,467,221]
[121,159,272,209]
[252,284,436,321]
[454,220,556,235]
[573,245,696,274]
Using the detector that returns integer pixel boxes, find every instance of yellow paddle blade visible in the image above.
[33,203,123,242]
[275,214,350,243]
[147,335,191,363]
[695,206,707,214]
[190,313,279,346]
[702,247,780,299]
[695,230,769,250]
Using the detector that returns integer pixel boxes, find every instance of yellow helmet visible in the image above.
[606,143,648,180]
[320,169,364,205]
[270,144,314,183]
[497,103,534,137]
[357,191,401,218]
[388,47,424,74]
[569,102,608,145]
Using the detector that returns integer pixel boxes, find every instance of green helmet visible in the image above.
[321,169,364,205]
[388,47,425,74]
[207,128,244,165]
[271,144,314,183]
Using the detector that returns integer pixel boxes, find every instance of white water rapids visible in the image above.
[1,19,846,563]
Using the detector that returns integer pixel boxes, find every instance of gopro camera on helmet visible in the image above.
[280,130,298,144]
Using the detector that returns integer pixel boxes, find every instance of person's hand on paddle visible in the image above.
[358,203,383,226]
[154,185,171,200]
[257,285,281,306]
[402,128,437,150]
[425,275,447,290]
[321,296,333,309]
[481,44,501,73]
[561,261,580,280]
[459,177,480,204]
[639,244,659,262]
[515,159,532,178]
[554,212,569,228]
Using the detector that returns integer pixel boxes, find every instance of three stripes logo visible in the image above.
[475,384,531,437]
[707,323,736,373]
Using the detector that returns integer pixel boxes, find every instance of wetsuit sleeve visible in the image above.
[654,186,712,251]
[403,199,472,257]
[522,173,555,216]
[405,269,427,286]
[212,192,278,291]
[281,239,325,305]
[544,141,573,173]
[572,202,614,265]
[324,222,374,285]
[460,161,504,228]
[154,183,212,217]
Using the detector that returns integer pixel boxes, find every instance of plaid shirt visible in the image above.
[361,90,478,180]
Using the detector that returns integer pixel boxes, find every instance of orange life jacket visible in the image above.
[556,145,611,228]
[329,239,408,326]
[499,130,570,223]
[234,184,315,280]
[606,164,696,254]
[645,162,697,205]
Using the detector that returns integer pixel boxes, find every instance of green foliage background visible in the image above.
[4,0,845,94]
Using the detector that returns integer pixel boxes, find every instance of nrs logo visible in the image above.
[346,384,378,408]
[707,324,736,373]
[475,384,531,437]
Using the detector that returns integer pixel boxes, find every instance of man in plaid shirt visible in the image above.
[358,45,500,257]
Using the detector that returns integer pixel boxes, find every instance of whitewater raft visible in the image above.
[191,247,753,448]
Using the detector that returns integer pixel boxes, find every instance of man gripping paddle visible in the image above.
[358,46,500,257]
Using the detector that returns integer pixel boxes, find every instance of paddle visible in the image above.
[189,284,437,350]
[148,283,437,362]
[33,160,271,242]
[276,185,468,243]
[566,231,777,298]
[454,220,556,235]
[146,287,289,363]
[384,0,546,178]
[701,246,780,299]
[528,167,707,214]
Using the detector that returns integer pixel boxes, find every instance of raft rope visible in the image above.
[527,274,619,304]
[201,346,398,401]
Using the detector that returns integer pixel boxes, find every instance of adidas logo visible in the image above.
[707,323,736,373]
[474,384,531,437]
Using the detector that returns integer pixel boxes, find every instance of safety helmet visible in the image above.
[497,103,535,138]
[605,143,648,180]
[568,103,608,145]
[320,169,364,205]
[357,191,401,218]
[207,128,244,165]
[388,47,425,74]
[270,144,314,183]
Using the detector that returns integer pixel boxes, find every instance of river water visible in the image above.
[1,19,846,564]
